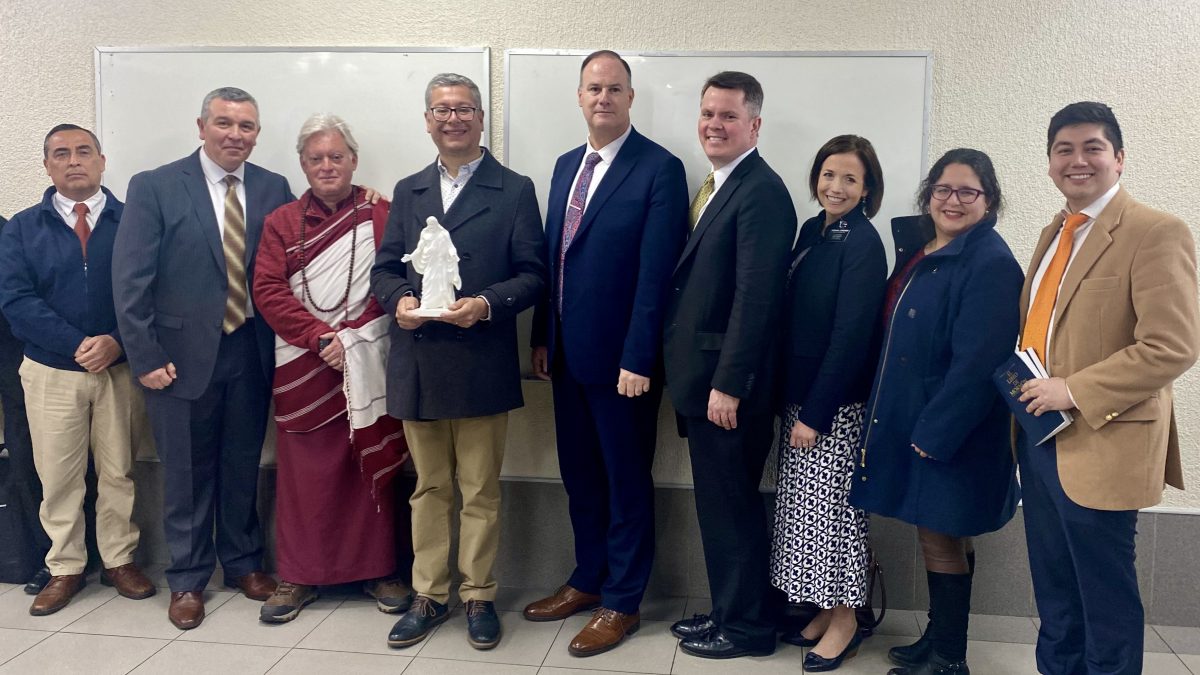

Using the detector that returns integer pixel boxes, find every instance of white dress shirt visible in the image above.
[562,124,632,223]
[52,188,106,230]
[694,145,758,223]
[439,151,485,213]
[197,148,253,317]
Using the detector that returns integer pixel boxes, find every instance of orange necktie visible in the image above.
[1021,212,1089,362]
[72,202,90,260]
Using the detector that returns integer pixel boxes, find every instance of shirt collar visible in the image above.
[712,146,757,191]
[51,187,105,223]
[585,124,633,165]
[438,150,485,182]
[198,147,246,186]
[1068,181,1121,221]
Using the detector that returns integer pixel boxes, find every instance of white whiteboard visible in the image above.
[95,47,490,201]
[505,49,932,270]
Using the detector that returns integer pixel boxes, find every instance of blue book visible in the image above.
[992,348,1073,446]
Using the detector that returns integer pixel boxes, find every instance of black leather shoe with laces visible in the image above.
[387,596,449,648]
[465,599,501,649]
[671,613,716,640]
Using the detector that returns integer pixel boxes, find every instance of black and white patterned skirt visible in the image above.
[770,402,870,608]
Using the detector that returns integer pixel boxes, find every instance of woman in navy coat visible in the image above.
[770,135,888,672]
[849,149,1022,675]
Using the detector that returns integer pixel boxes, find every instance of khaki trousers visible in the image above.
[20,358,139,575]
[403,413,507,604]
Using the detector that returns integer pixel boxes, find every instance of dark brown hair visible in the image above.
[808,134,885,218]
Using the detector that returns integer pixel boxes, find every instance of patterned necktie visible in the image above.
[690,172,715,229]
[221,175,248,333]
[72,202,90,260]
[558,152,603,313]
[1021,212,1089,362]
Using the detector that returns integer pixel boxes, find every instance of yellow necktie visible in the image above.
[689,172,715,230]
[1021,212,1089,362]
[221,175,247,333]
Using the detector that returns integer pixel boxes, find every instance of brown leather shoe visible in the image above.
[102,564,156,600]
[224,571,277,601]
[569,608,641,656]
[29,574,85,616]
[523,584,601,622]
[169,591,205,630]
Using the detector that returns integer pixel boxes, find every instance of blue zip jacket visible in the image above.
[0,186,125,372]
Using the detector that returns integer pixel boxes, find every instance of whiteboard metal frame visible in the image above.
[95,45,491,146]
[503,48,932,177]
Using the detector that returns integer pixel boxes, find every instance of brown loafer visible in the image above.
[224,571,277,601]
[523,584,601,622]
[169,591,205,630]
[102,563,156,600]
[29,574,85,616]
[569,608,641,656]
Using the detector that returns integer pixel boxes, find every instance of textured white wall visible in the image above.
[2,0,1199,506]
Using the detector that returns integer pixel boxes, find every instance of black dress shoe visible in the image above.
[889,624,933,667]
[679,628,774,659]
[465,599,501,649]
[24,567,51,595]
[804,631,863,672]
[670,613,717,640]
[888,653,971,675]
[779,629,819,647]
[387,596,449,648]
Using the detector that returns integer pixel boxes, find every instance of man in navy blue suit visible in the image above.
[113,87,293,630]
[526,50,688,657]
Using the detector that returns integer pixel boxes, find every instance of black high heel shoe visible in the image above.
[803,630,863,672]
[779,629,819,648]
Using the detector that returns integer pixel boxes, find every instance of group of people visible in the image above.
[0,48,1195,675]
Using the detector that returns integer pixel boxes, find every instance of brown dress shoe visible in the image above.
[224,571,277,601]
[523,584,601,622]
[29,574,85,616]
[569,608,641,656]
[169,591,205,630]
[102,564,156,600]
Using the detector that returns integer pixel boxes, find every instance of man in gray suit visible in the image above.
[371,73,546,651]
[113,87,292,630]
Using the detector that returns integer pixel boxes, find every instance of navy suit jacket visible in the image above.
[531,127,688,384]
[112,149,293,400]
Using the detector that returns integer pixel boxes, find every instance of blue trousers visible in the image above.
[1018,432,1142,675]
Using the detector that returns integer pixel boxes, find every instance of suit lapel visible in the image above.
[1020,217,1060,322]
[243,163,267,267]
[442,149,498,233]
[410,161,446,232]
[571,129,644,247]
[546,145,584,263]
[674,152,759,274]
[181,151,225,273]
[1054,187,1126,319]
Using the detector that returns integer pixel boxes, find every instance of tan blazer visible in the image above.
[1018,187,1199,510]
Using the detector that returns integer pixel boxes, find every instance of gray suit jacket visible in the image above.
[371,149,546,420]
[112,149,293,400]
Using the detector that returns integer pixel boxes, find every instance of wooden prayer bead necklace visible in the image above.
[297,186,359,313]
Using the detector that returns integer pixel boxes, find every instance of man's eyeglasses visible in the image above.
[429,106,478,122]
[930,185,984,204]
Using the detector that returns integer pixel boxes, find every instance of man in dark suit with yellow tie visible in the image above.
[1017,101,1199,675]
[663,71,796,660]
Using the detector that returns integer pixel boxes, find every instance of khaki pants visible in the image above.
[20,359,139,575]
[403,413,507,604]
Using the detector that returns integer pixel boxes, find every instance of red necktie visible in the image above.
[72,202,91,260]
[558,152,603,313]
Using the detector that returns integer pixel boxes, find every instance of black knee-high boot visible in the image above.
[889,571,972,674]
[888,551,975,668]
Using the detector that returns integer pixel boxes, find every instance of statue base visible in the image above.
[411,307,449,317]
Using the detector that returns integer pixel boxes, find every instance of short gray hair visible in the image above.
[424,73,483,110]
[200,87,259,122]
[296,114,359,157]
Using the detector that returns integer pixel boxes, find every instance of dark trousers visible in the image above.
[0,351,51,577]
[1019,433,1142,675]
[552,349,659,614]
[144,326,270,591]
[685,412,775,651]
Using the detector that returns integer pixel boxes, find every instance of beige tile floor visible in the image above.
[0,579,1197,674]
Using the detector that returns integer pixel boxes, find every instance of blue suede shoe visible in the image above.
[387,596,449,648]
[466,599,502,650]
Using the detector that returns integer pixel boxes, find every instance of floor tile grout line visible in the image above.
[0,626,53,669]
[120,634,175,675]
[538,616,569,668]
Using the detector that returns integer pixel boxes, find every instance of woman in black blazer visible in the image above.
[769,135,888,672]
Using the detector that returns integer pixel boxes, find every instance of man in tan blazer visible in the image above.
[1017,101,1199,675]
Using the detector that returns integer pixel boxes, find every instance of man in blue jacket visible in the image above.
[0,124,155,616]
[526,50,688,656]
